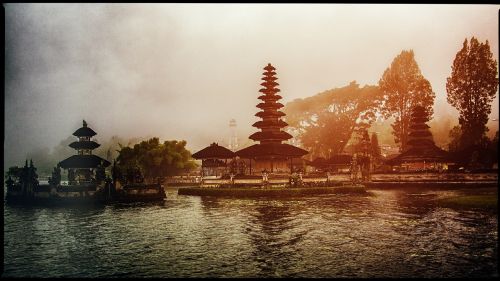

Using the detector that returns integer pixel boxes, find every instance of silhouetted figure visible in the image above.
[262,169,269,184]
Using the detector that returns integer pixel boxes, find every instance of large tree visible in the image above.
[284,81,382,159]
[116,138,197,180]
[378,50,435,152]
[446,37,498,149]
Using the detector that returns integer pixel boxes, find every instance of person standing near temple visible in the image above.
[262,169,269,184]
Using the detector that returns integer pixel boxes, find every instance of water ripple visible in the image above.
[3,188,497,278]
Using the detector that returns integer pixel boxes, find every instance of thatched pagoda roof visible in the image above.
[249,131,293,142]
[69,141,100,150]
[236,143,308,158]
[255,111,286,118]
[385,145,450,165]
[192,143,235,159]
[260,81,279,88]
[73,120,97,137]
[258,94,282,101]
[252,119,288,128]
[410,123,430,130]
[256,102,284,110]
[59,155,111,169]
[408,131,432,138]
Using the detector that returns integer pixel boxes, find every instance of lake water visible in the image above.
[2,187,498,278]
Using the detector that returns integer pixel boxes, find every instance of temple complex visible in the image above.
[58,120,111,184]
[236,63,308,174]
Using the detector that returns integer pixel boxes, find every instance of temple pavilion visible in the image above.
[191,142,235,177]
[58,120,111,184]
[235,63,308,174]
[385,106,450,170]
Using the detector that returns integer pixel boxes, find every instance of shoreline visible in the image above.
[175,180,498,198]
[177,185,368,197]
[364,181,498,189]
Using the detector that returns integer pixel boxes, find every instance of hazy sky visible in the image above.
[4,4,499,165]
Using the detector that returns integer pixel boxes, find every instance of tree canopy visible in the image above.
[116,138,197,180]
[446,37,498,149]
[283,81,382,159]
[378,50,435,152]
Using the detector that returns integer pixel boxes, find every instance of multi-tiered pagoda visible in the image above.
[59,120,111,184]
[236,63,308,174]
[386,106,449,169]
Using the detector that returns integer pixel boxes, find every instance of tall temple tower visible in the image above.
[236,63,308,174]
[386,106,448,168]
[249,63,293,145]
[406,106,436,152]
[228,118,238,152]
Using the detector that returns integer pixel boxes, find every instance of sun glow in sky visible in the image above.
[4,4,499,165]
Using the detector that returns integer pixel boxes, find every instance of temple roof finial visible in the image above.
[264,63,275,71]
[83,120,87,127]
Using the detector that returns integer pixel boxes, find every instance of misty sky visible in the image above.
[4,4,499,166]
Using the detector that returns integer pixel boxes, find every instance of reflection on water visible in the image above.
[3,188,498,277]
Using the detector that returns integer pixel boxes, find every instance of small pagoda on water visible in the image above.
[386,106,449,170]
[58,120,111,184]
[235,63,308,174]
[5,120,167,204]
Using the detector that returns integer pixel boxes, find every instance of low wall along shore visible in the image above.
[173,173,498,197]
[171,173,497,187]
[178,185,367,197]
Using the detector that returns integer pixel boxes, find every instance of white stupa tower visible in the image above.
[229,118,238,152]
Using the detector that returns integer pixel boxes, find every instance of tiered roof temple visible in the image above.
[386,106,449,167]
[59,120,111,183]
[194,63,308,176]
